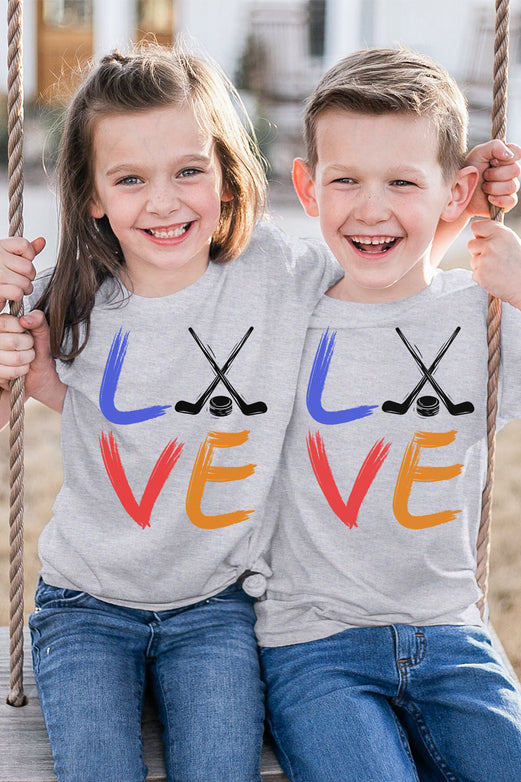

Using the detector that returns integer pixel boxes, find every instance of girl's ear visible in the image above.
[441,165,480,222]
[220,184,234,203]
[292,158,319,217]
[89,197,104,219]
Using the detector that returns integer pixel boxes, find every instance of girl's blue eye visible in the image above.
[179,168,201,178]
[117,175,141,185]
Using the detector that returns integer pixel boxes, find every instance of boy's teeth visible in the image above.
[147,223,189,238]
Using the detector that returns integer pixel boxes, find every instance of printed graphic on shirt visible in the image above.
[175,327,268,417]
[307,326,474,423]
[306,326,471,531]
[382,327,474,417]
[97,327,263,529]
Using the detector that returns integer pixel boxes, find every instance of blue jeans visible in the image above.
[260,624,521,782]
[29,579,265,782]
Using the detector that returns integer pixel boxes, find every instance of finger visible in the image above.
[0,312,27,335]
[483,161,521,183]
[486,141,521,166]
[0,236,45,262]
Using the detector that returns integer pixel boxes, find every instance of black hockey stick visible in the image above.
[177,327,267,416]
[175,327,254,415]
[393,327,474,416]
[382,327,461,414]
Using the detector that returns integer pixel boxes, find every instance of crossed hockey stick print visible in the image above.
[382,327,474,417]
[175,327,268,416]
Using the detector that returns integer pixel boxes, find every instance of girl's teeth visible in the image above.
[148,223,189,238]
[352,236,395,245]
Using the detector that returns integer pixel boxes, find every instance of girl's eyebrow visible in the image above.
[105,154,213,178]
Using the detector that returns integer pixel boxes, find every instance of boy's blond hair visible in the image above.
[304,47,468,180]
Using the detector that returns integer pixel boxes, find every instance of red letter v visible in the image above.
[307,431,390,529]
[100,431,184,528]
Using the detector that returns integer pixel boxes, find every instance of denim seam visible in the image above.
[389,708,421,782]
[393,627,426,704]
[266,717,301,782]
[397,700,459,782]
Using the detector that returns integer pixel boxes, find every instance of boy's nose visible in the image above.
[354,189,391,224]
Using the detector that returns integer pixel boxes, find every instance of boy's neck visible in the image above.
[326,255,436,304]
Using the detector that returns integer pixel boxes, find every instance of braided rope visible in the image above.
[6,0,27,708]
[475,0,509,620]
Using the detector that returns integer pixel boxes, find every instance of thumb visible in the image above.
[470,218,495,240]
[30,237,46,256]
[19,310,52,358]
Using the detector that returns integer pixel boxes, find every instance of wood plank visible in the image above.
[0,628,287,781]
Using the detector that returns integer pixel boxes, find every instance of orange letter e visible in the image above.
[186,430,255,529]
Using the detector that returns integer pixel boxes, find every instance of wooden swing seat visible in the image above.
[0,628,288,781]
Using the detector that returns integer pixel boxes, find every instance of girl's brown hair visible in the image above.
[38,43,267,360]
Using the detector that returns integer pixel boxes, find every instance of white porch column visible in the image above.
[92,0,137,57]
[323,0,365,68]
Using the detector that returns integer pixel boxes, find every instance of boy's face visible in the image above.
[293,110,473,303]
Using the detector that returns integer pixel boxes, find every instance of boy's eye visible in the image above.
[392,179,415,187]
[178,168,201,178]
[333,177,356,184]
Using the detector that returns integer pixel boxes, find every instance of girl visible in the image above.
[0,44,341,782]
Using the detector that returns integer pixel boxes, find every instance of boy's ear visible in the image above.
[292,158,319,217]
[440,165,480,222]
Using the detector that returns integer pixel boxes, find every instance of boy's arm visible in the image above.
[432,140,521,266]
[468,219,521,311]
[0,310,66,430]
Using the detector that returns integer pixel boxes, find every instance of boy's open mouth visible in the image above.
[350,235,399,253]
[144,222,192,239]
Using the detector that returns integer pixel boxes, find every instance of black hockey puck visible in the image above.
[417,395,440,417]
[209,395,233,416]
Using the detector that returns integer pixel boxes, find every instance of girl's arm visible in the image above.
[0,309,66,430]
[432,140,521,266]
[0,235,65,430]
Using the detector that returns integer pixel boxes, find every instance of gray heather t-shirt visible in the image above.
[30,221,341,610]
[255,268,521,647]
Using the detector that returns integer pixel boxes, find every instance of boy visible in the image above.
[256,48,521,781]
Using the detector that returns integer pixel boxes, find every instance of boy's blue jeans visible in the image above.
[260,624,521,782]
[29,578,264,782]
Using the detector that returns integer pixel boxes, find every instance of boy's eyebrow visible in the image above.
[320,162,430,179]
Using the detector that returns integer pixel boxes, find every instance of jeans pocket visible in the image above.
[32,578,93,611]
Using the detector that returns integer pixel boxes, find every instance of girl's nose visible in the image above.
[146,184,180,216]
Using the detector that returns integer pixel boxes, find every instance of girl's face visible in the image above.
[89,104,231,297]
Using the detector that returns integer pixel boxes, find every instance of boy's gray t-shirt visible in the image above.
[30,221,341,610]
[255,268,521,646]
